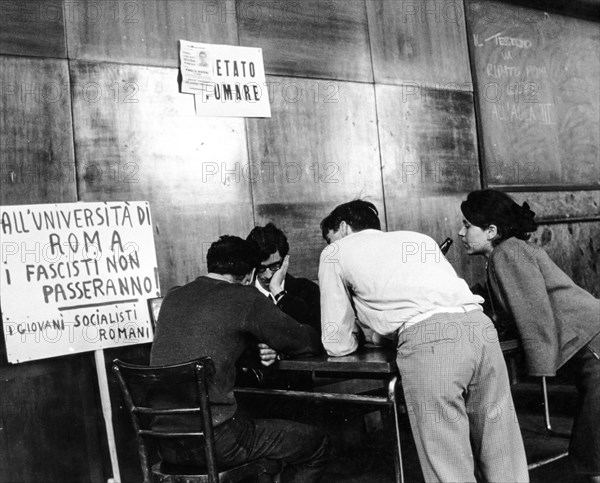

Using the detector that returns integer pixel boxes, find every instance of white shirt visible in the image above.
[254,278,285,304]
[318,229,483,356]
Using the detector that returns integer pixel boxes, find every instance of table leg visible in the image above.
[388,376,404,483]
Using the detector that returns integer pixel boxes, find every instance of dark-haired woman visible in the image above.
[459,189,600,482]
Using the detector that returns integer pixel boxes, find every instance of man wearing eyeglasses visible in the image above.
[247,223,320,332]
[243,223,321,376]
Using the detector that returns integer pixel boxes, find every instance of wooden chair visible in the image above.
[112,357,281,483]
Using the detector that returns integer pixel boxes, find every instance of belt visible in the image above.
[406,304,482,327]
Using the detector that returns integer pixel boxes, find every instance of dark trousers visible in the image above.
[570,331,600,475]
[160,414,330,483]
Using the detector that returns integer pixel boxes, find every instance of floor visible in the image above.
[319,381,584,482]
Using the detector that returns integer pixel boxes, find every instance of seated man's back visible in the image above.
[151,275,320,427]
[149,235,329,483]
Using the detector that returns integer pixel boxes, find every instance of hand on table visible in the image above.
[258,343,279,367]
[354,320,386,347]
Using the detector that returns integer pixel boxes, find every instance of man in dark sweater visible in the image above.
[150,236,329,482]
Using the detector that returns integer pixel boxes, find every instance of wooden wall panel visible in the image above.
[238,0,372,82]
[246,76,383,279]
[367,0,472,86]
[376,85,480,196]
[509,191,599,297]
[0,353,105,482]
[65,0,238,66]
[529,222,600,297]
[376,83,482,281]
[510,191,600,220]
[0,56,76,205]
[0,1,66,57]
[70,61,254,290]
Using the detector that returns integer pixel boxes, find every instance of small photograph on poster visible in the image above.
[180,40,215,97]
[198,49,210,70]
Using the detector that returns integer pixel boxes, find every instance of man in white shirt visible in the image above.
[318,200,529,483]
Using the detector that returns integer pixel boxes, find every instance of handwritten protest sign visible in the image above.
[179,40,271,118]
[0,202,160,363]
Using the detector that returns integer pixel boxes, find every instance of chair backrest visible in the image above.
[112,357,219,483]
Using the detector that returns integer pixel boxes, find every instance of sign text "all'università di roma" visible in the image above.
[0,202,160,363]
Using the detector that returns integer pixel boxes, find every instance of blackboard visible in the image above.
[466,1,599,189]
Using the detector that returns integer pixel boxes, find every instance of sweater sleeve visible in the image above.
[490,244,560,376]
[245,292,323,357]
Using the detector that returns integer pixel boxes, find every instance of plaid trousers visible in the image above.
[397,310,529,483]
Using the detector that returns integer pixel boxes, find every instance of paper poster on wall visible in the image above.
[0,202,161,363]
[179,39,271,118]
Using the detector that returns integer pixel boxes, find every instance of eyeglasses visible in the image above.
[257,261,283,273]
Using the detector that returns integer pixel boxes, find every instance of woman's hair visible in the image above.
[460,189,537,244]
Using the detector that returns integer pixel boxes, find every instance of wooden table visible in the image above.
[236,345,404,482]
[235,340,521,483]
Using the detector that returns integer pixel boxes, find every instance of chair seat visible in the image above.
[152,458,282,483]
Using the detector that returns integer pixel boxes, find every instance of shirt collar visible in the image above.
[205,273,233,283]
[254,278,286,303]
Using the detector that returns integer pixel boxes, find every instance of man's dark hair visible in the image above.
[247,223,290,260]
[206,235,261,279]
[320,200,381,239]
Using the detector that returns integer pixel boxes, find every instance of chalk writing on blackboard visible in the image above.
[467,1,599,187]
